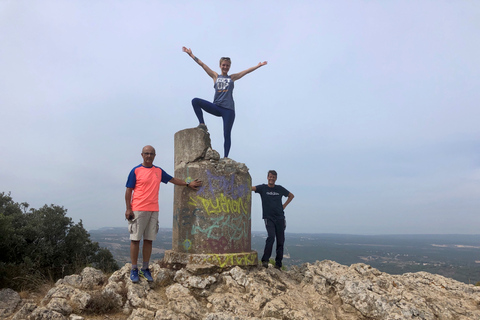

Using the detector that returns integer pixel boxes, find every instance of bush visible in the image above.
[0,192,118,291]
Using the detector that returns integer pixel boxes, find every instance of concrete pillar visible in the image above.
[163,128,257,267]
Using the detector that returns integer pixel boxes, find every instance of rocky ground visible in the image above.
[1,260,480,320]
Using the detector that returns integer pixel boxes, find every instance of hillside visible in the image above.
[2,260,480,320]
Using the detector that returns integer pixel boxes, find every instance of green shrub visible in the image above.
[0,192,118,291]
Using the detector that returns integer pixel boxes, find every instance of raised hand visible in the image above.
[182,47,192,55]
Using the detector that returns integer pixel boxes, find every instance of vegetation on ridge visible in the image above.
[0,192,118,291]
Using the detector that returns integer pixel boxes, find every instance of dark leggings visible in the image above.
[191,98,235,158]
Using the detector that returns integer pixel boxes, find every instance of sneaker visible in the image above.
[262,261,269,268]
[130,268,139,283]
[197,123,208,131]
[139,268,154,282]
[274,265,282,270]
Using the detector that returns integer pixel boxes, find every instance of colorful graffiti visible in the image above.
[191,214,249,241]
[173,207,204,230]
[174,167,253,255]
[188,193,248,215]
[203,252,257,267]
[182,238,192,251]
[197,170,251,200]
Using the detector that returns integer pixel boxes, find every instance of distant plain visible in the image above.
[90,228,480,285]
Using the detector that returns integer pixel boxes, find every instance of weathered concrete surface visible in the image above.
[166,128,256,267]
[174,127,219,166]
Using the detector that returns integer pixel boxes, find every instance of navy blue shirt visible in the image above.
[254,184,290,220]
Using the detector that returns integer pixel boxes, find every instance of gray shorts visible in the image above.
[128,211,159,241]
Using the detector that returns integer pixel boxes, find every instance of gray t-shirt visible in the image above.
[213,75,235,110]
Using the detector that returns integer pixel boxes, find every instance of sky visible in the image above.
[1,1,479,235]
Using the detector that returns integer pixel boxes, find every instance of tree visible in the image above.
[0,192,26,263]
[0,192,118,291]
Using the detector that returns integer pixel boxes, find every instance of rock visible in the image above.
[205,147,220,161]
[228,266,249,287]
[54,267,105,290]
[126,280,149,308]
[41,284,92,312]
[79,267,106,289]
[56,274,82,288]
[6,261,480,320]
[166,283,202,318]
[46,298,73,316]
[154,308,190,320]
[0,288,21,318]
[69,290,91,312]
[155,267,175,287]
[29,306,67,320]
[204,312,258,320]
[174,268,217,289]
[101,286,124,310]
[127,307,155,320]
[11,303,37,320]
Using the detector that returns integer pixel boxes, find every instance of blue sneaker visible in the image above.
[130,268,139,283]
[139,268,154,282]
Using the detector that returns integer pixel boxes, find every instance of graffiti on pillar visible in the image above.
[202,252,257,267]
[174,207,205,252]
[175,169,252,254]
[188,193,248,215]
[196,170,250,199]
[187,171,251,216]
[191,214,249,241]
[174,207,204,229]
[182,238,192,252]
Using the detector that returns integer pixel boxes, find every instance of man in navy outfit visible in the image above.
[252,170,294,269]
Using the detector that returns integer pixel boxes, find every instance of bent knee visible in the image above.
[192,97,201,105]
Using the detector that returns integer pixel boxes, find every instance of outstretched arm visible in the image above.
[182,46,217,82]
[283,192,294,210]
[230,61,267,81]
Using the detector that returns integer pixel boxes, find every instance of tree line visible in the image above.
[0,192,118,291]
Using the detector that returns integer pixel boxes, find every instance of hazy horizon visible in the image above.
[91,226,480,237]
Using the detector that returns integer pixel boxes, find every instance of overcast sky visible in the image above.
[1,1,479,235]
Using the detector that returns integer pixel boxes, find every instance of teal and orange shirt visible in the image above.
[126,164,173,211]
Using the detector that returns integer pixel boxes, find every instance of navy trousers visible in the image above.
[261,218,286,267]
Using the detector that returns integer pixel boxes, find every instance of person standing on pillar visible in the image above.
[252,170,294,269]
[125,145,201,283]
[182,46,267,158]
